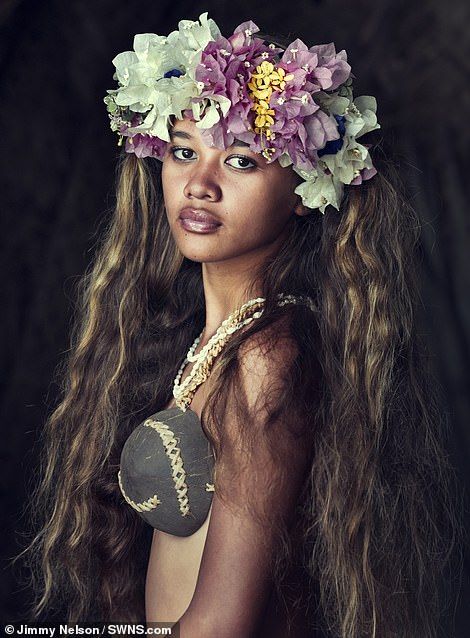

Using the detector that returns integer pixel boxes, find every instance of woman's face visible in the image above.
[161,116,307,265]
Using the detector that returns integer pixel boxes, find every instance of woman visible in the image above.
[17,13,462,638]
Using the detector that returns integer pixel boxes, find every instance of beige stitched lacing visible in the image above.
[117,470,214,513]
[144,417,192,516]
[118,419,215,517]
[117,469,161,512]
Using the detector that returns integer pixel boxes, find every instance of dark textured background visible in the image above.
[1,0,469,632]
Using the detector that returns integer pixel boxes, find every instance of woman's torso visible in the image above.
[144,337,315,636]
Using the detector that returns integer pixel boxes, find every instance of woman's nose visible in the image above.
[183,164,222,201]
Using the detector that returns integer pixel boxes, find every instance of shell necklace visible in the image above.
[172,293,315,411]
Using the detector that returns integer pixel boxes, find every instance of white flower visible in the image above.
[321,137,374,184]
[107,13,221,141]
[278,153,293,168]
[314,92,350,116]
[294,168,344,213]
[313,93,380,142]
[344,96,380,138]
[192,94,232,128]
[176,12,221,50]
[290,94,379,211]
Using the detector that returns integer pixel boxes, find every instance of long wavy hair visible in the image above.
[13,40,464,638]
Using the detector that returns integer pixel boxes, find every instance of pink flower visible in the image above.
[192,26,351,174]
[125,134,167,160]
[118,113,167,159]
[192,21,281,149]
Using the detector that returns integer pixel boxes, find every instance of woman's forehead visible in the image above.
[171,115,197,131]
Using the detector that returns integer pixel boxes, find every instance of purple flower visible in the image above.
[191,26,352,175]
[191,21,281,149]
[116,113,168,159]
[125,134,167,160]
[279,39,351,93]
[308,43,351,90]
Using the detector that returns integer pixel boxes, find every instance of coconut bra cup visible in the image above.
[118,406,215,537]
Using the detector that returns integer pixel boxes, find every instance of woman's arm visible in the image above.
[176,491,284,636]
[175,326,312,637]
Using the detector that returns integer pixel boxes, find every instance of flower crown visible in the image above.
[104,12,380,213]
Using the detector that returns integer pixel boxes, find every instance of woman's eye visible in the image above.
[171,147,196,161]
[226,156,256,170]
[169,147,256,170]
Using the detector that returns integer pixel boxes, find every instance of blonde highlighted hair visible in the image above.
[12,136,464,635]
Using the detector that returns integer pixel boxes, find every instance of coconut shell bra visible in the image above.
[117,294,317,538]
[118,405,215,537]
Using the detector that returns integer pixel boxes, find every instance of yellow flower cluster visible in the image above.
[247,61,293,159]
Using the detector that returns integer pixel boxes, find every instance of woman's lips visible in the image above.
[178,208,222,234]
[178,217,221,233]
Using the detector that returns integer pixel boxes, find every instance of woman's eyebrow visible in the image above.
[170,130,192,141]
[169,129,250,148]
[231,139,250,148]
